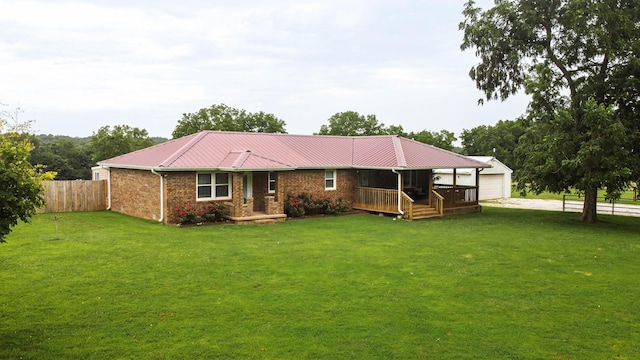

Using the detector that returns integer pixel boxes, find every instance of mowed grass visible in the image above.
[2,209,640,359]
[511,185,638,202]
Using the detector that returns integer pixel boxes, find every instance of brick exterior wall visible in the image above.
[280,169,357,205]
[164,172,197,224]
[110,168,162,221]
[110,168,358,224]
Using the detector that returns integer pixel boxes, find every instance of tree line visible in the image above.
[26,104,476,181]
[19,102,574,186]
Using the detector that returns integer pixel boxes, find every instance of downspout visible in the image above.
[101,165,111,210]
[150,168,164,222]
[391,169,404,216]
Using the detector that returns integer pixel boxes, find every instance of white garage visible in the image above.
[434,156,513,200]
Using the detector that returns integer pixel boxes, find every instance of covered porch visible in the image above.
[222,171,287,224]
[352,168,481,220]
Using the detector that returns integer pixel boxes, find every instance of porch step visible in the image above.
[254,219,277,225]
[411,205,442,220]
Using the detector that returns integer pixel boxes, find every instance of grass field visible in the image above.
[511,185,638,202]
[2,209,640,359]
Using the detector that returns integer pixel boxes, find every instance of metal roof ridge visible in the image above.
[246,152,295,168]
[159,132,208,167]
[391,135,407,167]
[230,150,251,168]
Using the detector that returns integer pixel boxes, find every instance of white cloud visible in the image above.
[0,0,529,138]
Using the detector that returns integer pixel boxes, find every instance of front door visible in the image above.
[243,172,253,200]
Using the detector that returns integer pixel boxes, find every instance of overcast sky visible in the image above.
[0,0,529,139]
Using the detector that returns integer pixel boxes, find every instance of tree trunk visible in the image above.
[580,190,598,223]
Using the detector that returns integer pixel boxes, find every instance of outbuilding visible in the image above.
[433,156,513,200]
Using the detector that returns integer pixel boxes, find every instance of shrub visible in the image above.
[284,194,306,217]
[284,193,349,217]
[201,201,226,222]
[174,201,226,225]
[175,205,198,224]
[325,197,349,215]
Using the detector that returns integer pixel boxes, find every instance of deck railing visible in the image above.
[401,191,414,220]
[354,186,473,217]
[431,190,444,216]
[353,187,400,214]
[433,184,478,208]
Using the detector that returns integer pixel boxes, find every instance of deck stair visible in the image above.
[411,204,442,220]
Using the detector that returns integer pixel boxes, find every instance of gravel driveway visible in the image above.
[481,198,640,217]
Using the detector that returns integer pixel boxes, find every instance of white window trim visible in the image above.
[268,172,276,194]
[325,169,337,190]
[196,172,232,201]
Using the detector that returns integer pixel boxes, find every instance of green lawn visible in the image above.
[511,185,638,202]
[2,209,639,359]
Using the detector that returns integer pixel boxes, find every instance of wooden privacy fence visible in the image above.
[38,180,108,213]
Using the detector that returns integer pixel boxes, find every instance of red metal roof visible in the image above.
[99,131,489,171]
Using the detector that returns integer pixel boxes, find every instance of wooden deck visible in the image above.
[433,184,479,209]
[353,187,443,220]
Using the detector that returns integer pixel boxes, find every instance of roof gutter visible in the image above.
[150,168,164,223]
[391,168,404,216]
[100,163,296,172]
[101,165,111,210]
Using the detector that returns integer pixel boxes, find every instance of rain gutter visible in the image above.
[101,165,111,210]
[150,168,164,222]
[391,168,404,216]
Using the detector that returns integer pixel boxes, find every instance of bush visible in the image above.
[175,205,198,224]
[284,193,349,217]
[201,201,226,222]
[325,197,349,215]
[174,201,226,225]
[284,194,306,217]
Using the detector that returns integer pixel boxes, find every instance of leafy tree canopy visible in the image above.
[460,0,640,222]
[30,138,93,180]
[317,111,457,150]
[172,104,287,139]
[317,111,401,136]
[460,119,525,170]
[90,125,154,162]
[35,134,91,146]
[0,103,55,242]
[406,130,457,152]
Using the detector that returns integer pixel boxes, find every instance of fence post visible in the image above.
[562,194,565,212]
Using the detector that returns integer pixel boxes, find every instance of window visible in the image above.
[325,170,336,190]
[268,172,276,193]
[93,172,100,181]
[197,172,231,200]
[215,173,230,198]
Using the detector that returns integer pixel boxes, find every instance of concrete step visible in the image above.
[254,219,277,225]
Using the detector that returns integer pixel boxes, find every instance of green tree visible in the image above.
[30,138,93,180]
[460,0,640,222]
[460,119,524,170]
[0,105,55,242]
[172,104,287,138]
[406,130,457,151]
[90,125,154,162]
[318,111,400,136]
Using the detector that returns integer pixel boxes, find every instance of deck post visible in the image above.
[476,168,480,201]
[392,169,404,216]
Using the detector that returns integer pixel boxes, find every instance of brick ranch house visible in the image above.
[97,131,490,223]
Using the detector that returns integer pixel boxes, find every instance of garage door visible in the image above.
[479,174,504,200]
